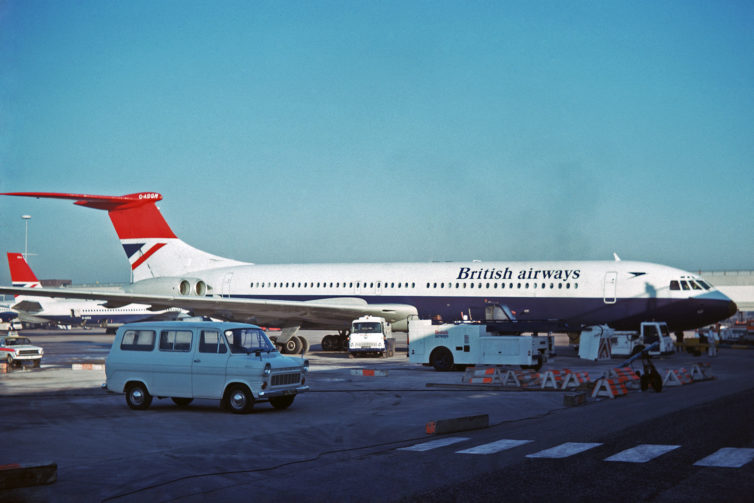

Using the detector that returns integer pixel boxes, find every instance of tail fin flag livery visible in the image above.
[8,253,42,289]
[2,192,245,281]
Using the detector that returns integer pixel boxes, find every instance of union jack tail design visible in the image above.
[2,192,246,281]
[7,252,42,288]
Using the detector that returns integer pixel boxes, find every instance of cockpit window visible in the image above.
[680,280,690,290]
[689,281,702,290]
[696,280,712,290]
[669,280,680,291]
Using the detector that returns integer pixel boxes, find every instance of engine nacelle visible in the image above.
[126,277,208,296]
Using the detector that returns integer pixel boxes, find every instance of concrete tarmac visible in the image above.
[1,329,752,502]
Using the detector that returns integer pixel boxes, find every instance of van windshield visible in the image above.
[224,328,274,354]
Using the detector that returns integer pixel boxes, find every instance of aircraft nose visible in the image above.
[728,300,738,318]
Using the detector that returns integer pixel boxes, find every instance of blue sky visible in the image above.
[1,1,752,285]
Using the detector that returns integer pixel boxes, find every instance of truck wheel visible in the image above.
[171,397,193,407]
[226,384,253,414]
[430,347,454,371]
[125,383,152,410]
[269,395,295,410]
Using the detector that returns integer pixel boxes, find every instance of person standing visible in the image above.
[707,328,719,356]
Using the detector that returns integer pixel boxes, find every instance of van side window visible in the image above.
[159,330,193,352]
[120,330,155,351]
[199,330,228,354]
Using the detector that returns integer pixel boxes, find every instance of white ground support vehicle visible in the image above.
[348,316,395,357]
[0,335,43,367]
[408,319,551,371]
[105,321,309,413]
[578,322,674,358]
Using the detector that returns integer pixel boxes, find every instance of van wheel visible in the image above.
[430,347,454,371]
[226,384,253,414]
[125,383,152,410]
[269,395,295,410]
[171,397,193,407]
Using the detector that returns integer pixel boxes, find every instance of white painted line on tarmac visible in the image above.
[526,442,603,459]
[694,448,754,468]
[398,437,470,452]
[457,439,532,455]
[605,444,680,463]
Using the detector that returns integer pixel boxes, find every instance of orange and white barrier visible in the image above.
[662,368,693,386]
[591,377,629,399]
[609,367,641,389]
[561,371,591,390]
[462,366,502,384]
[72,363,105,370]
[350,369,389,377]
[500,369,541,388]
[690,362,713,381]
[540,370,570,389]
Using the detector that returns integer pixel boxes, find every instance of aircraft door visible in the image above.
[603,272,617,304]
[221,273,233,298]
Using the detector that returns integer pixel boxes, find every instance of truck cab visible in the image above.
[348,316,395,357]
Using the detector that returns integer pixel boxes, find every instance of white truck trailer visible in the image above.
[408,319,551,371]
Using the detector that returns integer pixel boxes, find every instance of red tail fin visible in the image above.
[1,192,176,239]
[7,252,40,285]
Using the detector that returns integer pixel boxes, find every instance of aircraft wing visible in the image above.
[0,286,417,330]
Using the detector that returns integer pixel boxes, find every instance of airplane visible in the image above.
[6,251,184,330]
[0,191,737,354]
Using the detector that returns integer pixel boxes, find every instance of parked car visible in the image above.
[0,336,43,367]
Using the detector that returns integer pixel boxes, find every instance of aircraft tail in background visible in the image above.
[1,192,247,282]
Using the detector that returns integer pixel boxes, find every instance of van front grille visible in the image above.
[271,373,301,386]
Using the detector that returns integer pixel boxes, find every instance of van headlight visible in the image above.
[303,359,309,373]
[263,363,271,377]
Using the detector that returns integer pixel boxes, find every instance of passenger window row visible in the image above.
[427,282,578,290]
[251,281,416,289]
[249,281,578,291]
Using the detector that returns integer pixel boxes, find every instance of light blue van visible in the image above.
[105,321,309,413]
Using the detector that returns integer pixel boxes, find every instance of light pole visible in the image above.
[21,215,31,260]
